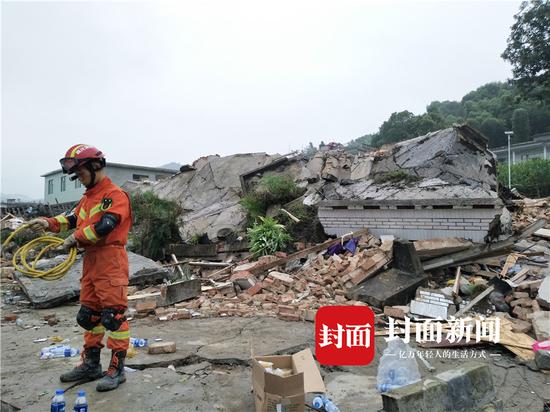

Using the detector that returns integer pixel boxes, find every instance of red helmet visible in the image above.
[59,144,106,174]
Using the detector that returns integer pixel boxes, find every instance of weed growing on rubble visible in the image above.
[247,216,292,257]
[129,191,182,259]
[373,170,421,185]
[240,174,304,220]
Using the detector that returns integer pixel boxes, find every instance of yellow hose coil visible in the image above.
[1,224,77,281]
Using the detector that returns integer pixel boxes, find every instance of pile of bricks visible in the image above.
[506,284,543,333]
[130,237,388,322]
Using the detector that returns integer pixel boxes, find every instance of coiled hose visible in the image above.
[1,224,77,280]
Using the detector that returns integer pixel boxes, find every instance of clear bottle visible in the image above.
[129,337,148,347]
[51,389,66,412]
[41,345,80,359]
[311,395,340,412]
[312,395,324,409]
[73,390,88,412]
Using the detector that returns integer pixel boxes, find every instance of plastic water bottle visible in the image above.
[312,396,324,409]
[51,389,66,412]
[73,390,88,412]
[323,398,340,412]
[130,337,148,347]
[40,345,80,359]
[311,395,340,412]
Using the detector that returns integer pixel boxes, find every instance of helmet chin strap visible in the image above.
[84,162,98,189]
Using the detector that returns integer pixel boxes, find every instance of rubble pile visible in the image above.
[511,197,550,230]
[129,235,387,322]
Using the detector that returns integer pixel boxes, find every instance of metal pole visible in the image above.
[505,131,513,189]
[508,134,511,188]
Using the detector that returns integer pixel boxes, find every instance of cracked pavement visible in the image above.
[1,304,548,411]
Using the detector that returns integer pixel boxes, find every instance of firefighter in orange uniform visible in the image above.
[29,144,132,392]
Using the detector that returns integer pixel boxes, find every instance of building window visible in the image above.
[75,179,82,188]
[132,174,149,181]
[60,176,66,192]
[48,179,54,194]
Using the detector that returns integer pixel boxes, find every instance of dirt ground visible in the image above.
[1,303,549,412]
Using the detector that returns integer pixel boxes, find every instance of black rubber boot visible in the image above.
[96,350,127,392]
[60,347,103,382]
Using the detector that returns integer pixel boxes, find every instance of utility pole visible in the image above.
[505,131,514,188]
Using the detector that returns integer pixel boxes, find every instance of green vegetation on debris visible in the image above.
[373,170,421,185]
[247,216,292,257]
[240,174,304,220]
[498,158,550,198]
[129,191,182,260]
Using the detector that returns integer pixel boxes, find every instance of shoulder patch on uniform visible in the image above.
[101,197,113,211]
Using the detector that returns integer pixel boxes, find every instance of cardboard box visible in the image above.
[252,348,326,412]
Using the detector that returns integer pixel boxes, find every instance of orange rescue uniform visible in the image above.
[46,177,132,352]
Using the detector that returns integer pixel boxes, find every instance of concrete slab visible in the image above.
[349,269,429,308]
[13,252,170,308]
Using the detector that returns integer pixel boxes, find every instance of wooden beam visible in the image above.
[422,219,547,271]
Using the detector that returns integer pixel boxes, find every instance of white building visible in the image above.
[491,132,550,164]
[41,162,178,204]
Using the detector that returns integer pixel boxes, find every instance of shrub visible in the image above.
[498,158,550,198]
[240,174,304,220]
[373,170,421,185]
[247,216,292,257]
[129,191,182,259]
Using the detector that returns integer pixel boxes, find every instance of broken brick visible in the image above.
[135,299,157,313]
[268,271,294,287]
[4,314,18,322]
[147,341,177,354]
[155,308,169,317]
[511,319,532,334]
[277,305,296,315]
[384,305,409,319]
[246,282,263,296]
[230,270,254,281]
[278,313,301,322]
[510,298,532,308]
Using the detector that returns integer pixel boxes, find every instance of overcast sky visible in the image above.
[1,0,521,199]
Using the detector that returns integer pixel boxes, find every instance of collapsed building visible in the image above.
[316,125,504,242]
[126,125,506,244]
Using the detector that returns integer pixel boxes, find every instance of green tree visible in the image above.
[502,0,550,98]
[512,108,532,141]
[480,117,506,147]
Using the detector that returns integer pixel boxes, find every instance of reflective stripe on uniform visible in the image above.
[78,208,87,219]
[54,215,69,232]
[89,203,103,218]
[90,325,105,334]
[108,330,130,340]
[83,225,99,243]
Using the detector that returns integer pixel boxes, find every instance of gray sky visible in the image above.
[1,0,521,199]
